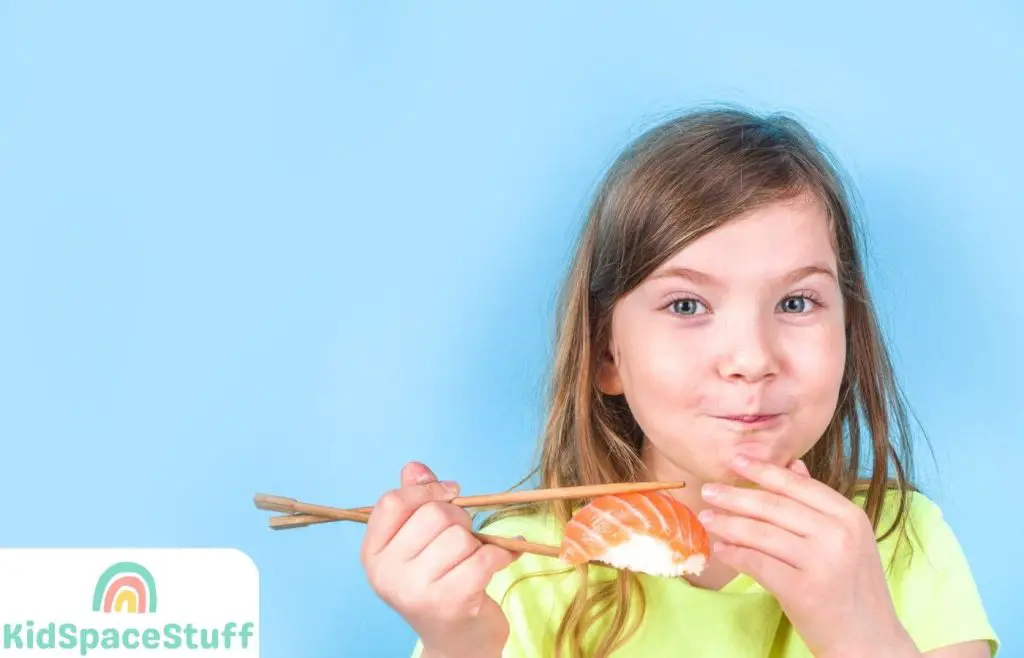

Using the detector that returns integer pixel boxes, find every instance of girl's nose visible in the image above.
[715,316,780,383]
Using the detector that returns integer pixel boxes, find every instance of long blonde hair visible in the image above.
[484,105,919,657]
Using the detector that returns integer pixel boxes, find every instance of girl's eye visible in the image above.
[669,298,708,316]
[778,295,816,314]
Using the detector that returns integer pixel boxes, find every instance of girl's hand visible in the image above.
[360,462,520,658]
[699,455,918,658]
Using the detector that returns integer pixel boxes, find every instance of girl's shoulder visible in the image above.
[852,487,965,557]
[854,488,999,655]
[851,487,977,580]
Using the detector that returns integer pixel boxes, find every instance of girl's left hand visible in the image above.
[699,455,919,658]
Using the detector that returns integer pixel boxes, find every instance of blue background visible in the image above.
[2,1,1020,656]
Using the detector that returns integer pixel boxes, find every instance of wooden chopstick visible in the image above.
[269,513,333,529]
[258,480,687,528]
[376,479,686,511]
[255,480,686,548]
[256,494,369,521]
[255,497,561,558]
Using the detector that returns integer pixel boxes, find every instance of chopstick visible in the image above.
[254,496,561,558]
[400,479,687,510]
[255,494,369,522]
[254,480,687,559]
[256,480,687,531]
[269,513,334,530]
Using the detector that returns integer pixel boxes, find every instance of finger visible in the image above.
[437,543,521,594]
[713,541,799,596]
[362,479,461,557]
[401,461,439,487]
[788,458,811,478]
[701,483,818,537]
[411,524,485,581]
[384,500,473,563]
[699,511,804,569]
[730,454,846,517]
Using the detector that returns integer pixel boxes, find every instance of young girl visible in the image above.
[359,106,999,658]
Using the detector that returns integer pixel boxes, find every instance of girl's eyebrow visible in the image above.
[649,264,837,286]
[783,264,838,285]
[649,267,720,286]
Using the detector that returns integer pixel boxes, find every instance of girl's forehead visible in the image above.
[652,196,837,284]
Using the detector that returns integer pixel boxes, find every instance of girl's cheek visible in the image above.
[782,332,844,390]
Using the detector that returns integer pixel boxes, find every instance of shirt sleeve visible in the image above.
[889,493,1000,656]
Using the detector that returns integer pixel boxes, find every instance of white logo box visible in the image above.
[0,548,259,656]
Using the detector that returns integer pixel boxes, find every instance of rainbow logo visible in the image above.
[91,562,158,614]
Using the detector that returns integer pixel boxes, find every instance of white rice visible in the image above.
[597,535,707,578]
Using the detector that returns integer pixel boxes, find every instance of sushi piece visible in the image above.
[559,490,710,577]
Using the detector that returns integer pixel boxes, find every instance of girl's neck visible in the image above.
[639,441,741,591]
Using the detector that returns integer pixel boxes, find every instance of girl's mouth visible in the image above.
[716,414,783,428]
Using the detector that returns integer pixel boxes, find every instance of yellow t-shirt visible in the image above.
[411,491,998,657]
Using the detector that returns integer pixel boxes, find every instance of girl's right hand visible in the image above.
[360,461,521,658]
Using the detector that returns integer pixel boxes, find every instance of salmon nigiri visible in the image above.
[559,490,710,577]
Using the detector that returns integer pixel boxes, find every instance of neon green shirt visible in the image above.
[411,491,998,657]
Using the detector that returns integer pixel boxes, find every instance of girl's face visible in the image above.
[597,193,846,485]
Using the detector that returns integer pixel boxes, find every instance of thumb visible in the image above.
[401,461,438,487]
[788,458,810,478]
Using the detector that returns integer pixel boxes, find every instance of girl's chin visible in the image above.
[729,441,783,465]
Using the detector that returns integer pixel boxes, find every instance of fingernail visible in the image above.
[407,461,436,484]
[702,484,720,500]
[513,535,526,541]
[441,480,460,495]
[698,510,715,524]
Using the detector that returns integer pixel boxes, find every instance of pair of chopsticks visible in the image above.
[254,480,686,559]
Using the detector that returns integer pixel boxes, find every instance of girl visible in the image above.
[360,106,999,657]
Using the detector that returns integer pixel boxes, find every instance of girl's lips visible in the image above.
[716,414,783,427]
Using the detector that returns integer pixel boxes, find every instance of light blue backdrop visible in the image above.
[2,1,1020,656]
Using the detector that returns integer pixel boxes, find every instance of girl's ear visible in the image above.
[595,342,624,395]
